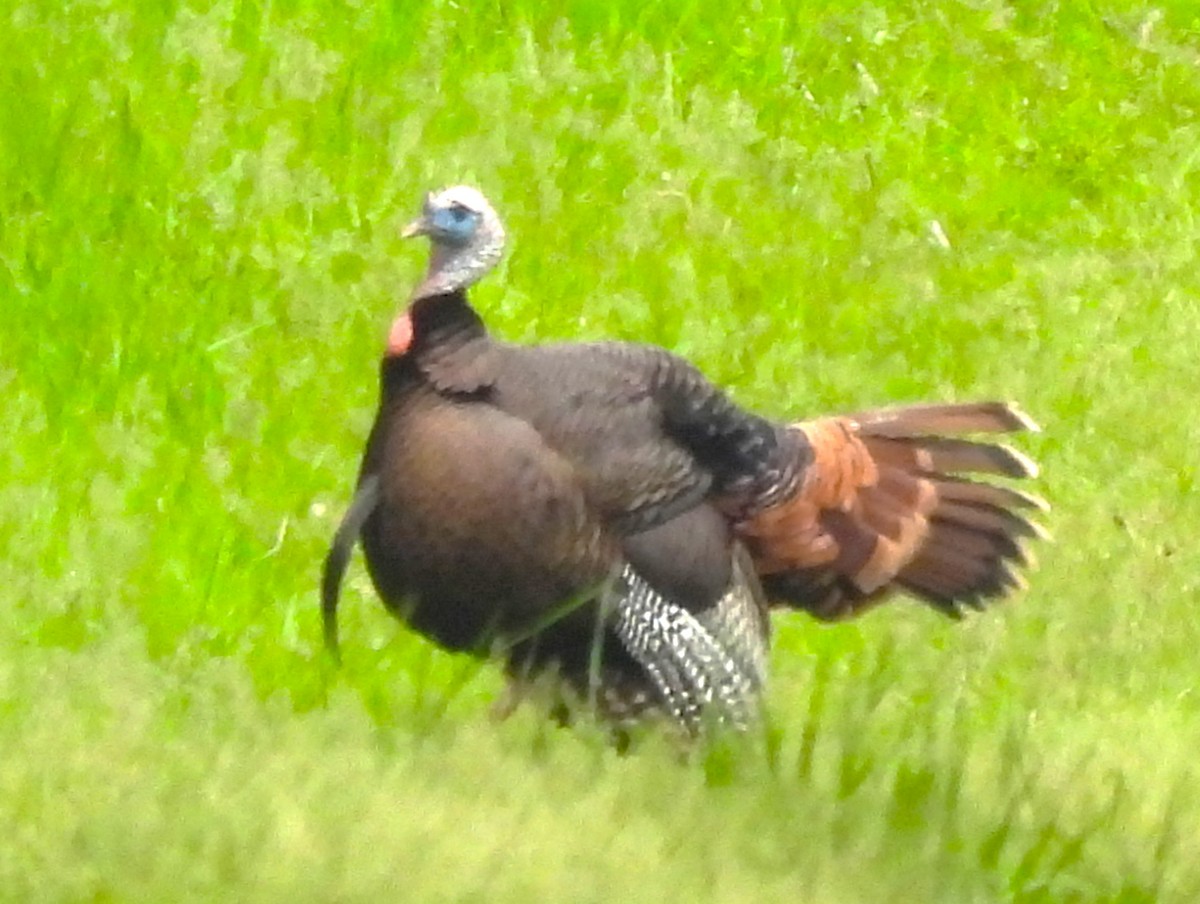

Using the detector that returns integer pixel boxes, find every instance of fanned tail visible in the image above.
[738,402,1047,620]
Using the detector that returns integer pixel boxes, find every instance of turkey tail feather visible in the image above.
[847,401,1039,436]
[864,435,1039,479]
[742,401,1046,620]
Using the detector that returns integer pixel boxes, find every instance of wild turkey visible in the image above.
[322,186,1047,737]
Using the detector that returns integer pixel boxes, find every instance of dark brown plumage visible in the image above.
[322,186,1046,736]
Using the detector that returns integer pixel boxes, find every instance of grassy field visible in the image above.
[3,0,1200,899]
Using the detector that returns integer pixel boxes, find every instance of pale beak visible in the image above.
[400,217,427,239]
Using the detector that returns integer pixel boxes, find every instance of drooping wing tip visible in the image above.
[318,474,382,668]
[321,546,345,665]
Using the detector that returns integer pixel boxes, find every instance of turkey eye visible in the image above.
[450,206,469,222]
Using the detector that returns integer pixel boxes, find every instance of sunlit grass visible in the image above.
[3,0,1200,900]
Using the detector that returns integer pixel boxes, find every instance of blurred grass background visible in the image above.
[3,0,1200,900]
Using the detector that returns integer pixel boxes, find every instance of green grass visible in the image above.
[3,0,1200,899]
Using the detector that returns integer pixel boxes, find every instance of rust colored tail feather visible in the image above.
[740,402,1047,620]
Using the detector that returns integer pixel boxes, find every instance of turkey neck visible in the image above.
[406,291,487,355]
[378,290,492,395]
